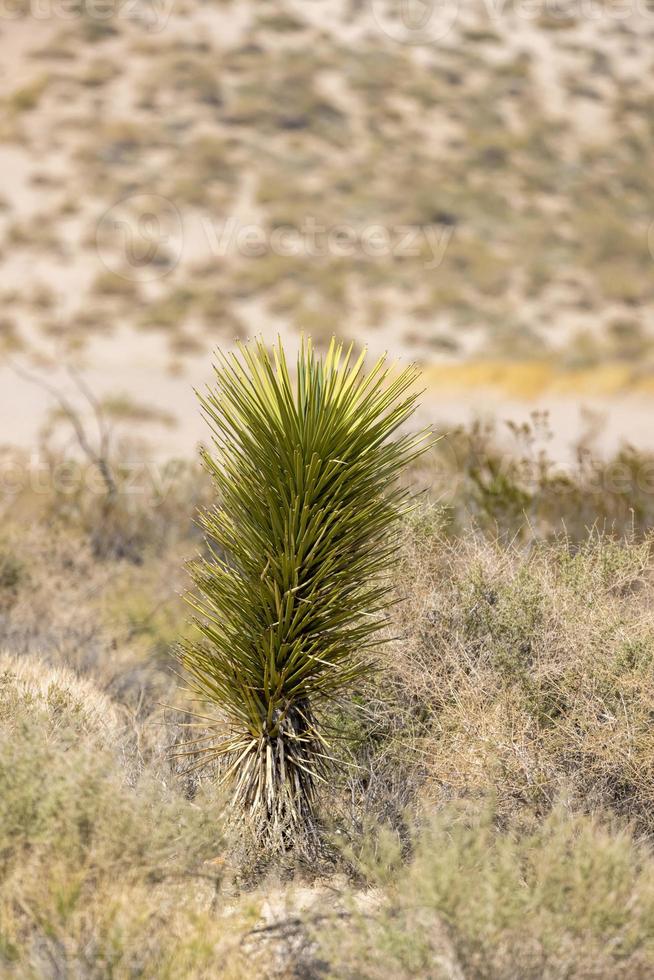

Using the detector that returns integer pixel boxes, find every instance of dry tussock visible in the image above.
[0,651,121,740]
[385,517,654,830]
[0,653,285,978]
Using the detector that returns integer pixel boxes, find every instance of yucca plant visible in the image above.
[179,337,428,849]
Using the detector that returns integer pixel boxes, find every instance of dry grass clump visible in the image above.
[36,450,211,564]
[384,520,654,831]
[321,803,654,979]
[0,652,120,739]
[0,655,263,978]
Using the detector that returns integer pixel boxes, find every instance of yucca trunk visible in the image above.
[236,701,321,847]
[179,337,428,850]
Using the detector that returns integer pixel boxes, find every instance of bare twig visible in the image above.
[10,359,117,498]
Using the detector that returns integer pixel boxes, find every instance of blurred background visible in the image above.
[1,0,653,464]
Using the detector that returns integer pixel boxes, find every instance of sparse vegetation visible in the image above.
[3,3,654,367]
[3,426,654,974]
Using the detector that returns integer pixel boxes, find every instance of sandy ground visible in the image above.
[2,328,653,465]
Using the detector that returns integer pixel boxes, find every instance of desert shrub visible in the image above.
[0,547,25,611]
[0,653,120,739]
[139,48,223,110]
[0,517,193,716]
[226,60,345,141]
[7,76,48,113]
[0,655,257,978]
[102,571,188,661]
[91,270,142,300]
[36,451,211,563]
[427,416,654,540]
[379,521,654,831]
[321,803,654,979]
[0,318,23,354]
